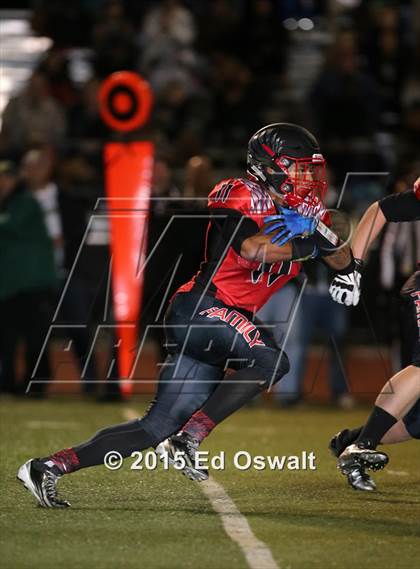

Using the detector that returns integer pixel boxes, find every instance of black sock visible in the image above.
[332,426,363,456]
[356,406,397,449]
[346,427,363,445]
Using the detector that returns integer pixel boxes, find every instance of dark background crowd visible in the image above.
[0,0,419,403]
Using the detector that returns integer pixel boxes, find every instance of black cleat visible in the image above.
[338,443,389,476]
[156,432,208,481]
[17,459,70,508]
[331,435,378,490]
[345,465,377,491]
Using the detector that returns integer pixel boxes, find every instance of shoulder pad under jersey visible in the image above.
[208,178,274,215]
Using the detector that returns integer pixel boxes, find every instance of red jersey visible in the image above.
[177,177,301,313]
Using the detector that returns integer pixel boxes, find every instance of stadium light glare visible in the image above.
[283,18,298,31]
[298,18,314,31]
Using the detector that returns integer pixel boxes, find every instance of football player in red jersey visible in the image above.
[17,124,358,507]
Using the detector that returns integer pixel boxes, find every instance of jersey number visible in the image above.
[251,262,292,287]
[213,183,234,203]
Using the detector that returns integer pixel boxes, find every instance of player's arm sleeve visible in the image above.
[379,190,420,222]
[289,224,344,261]
[289,233,341,261]
[290,237,319,261]
[209,207,259,254]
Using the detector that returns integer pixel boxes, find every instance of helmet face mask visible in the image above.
[276,154,327,199]
[247,123,328,205]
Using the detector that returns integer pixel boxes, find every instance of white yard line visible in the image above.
[123,407,279,569]
[200,476,279,569]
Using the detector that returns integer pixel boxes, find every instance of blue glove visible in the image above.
[263,207,318,246]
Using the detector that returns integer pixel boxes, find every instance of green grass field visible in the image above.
[1,398,419,569]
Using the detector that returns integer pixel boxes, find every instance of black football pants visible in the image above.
[74,292,290,468]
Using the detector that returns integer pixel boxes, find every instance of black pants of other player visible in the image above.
[73,293,290,469]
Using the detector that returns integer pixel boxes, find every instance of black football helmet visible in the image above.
[247,123,327,201]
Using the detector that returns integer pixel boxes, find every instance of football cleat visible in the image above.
[345,466,377,492]
[17,459,70,508]
[338,443,389,475]
[331,434,378,491]
[156,432,208,482]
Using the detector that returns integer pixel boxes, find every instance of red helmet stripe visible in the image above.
[262,144,275,157]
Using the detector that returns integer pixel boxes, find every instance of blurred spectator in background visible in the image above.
[154,78,211,165]
[31,0,91,47]
[0,71,66,158]
[184,154,215,201]
[243,0,289,80]
[68,78,106,139]
[139,0,199,93]
[398,100,420,162]
[0,160,56,396]
[21,147,102,394]
[209,54,261,149]
[362,5,409,131]
[58,80,104,202]
[149,155,182,215]
[140,0,196,54]
[310,31,380,143]
[21,147,64,270]
[37,47,79,111]
[92,0,138,77]
[66,78,108,181]
[310,30,385,209]
[196,0,240,57]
